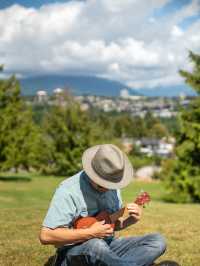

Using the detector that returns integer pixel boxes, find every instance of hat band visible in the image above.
[91,159,123,183]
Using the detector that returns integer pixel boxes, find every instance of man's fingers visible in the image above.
[105,232,113,236]
[128,208,139,214]
[127,207,139,212]
[127,203,139,208]
[104,226,113,233]
[105,230,114,236]
[127,208,139,213]
[130,213,139,217]
[127,204,139,210]
[103,223,112,229]
[127,205,141,214]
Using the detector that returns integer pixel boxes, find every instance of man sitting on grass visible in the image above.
[39,144,168,266]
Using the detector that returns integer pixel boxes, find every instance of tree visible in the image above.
[149,122,169,139]
[42,94,92,176]
[0,69,44,172]
[113,114,134,138]
[164,51,200,203]
[144,111,158,131]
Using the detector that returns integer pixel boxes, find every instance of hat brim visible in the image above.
[82,145,134,189]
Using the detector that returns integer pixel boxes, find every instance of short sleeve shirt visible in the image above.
[42,171,123,229]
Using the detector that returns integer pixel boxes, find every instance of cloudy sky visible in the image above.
[0,0,200,90]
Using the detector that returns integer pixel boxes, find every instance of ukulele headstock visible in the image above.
[134,191,151,207]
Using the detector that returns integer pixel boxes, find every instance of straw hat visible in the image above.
[82,144,134,189]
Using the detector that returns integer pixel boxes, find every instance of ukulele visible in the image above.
[74,191,151,230]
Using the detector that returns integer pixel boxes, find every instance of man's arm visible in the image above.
[39,221,114,246]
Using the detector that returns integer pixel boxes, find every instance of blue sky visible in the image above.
[0,0,73,9]
[0,0,200,90]
[153,0,191,17]
[152,0,200,30]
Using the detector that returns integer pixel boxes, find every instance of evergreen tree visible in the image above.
[164,51,200,202]
[42,94,91,176]
[0,73,22,170]
[0,69,44,172]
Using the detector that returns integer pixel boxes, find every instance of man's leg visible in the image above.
[64,238,130,266]
[55,240,108,266]
[110,233,167,266]
[57,234,166,266]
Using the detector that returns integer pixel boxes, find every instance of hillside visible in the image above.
[16,75,196,97]
[20,75,139,97]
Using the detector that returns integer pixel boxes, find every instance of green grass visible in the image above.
[0,173,200,266]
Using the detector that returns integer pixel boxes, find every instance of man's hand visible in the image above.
[126,203,142,222]
[89,221,114,239]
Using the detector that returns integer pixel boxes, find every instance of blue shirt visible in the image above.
[43,171,123,229]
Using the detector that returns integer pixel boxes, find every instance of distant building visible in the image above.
[80,103,90,111]
[153,109,176,118]
[120,88,130,98]
[134,138,174,157]
[53,88,65,106]
[36,90,48,102]
[53,88,63,95]
[120,88,143,100]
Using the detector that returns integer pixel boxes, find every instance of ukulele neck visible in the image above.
[109,207,129,224]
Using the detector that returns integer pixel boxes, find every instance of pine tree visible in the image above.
[42,94,91,176]
[0,69,44,172]
[0,73,22,170]
[164,51,200,202]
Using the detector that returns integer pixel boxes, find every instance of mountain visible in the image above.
[19,75,196,97]
[20,75,139,97]
[137,85,196,97]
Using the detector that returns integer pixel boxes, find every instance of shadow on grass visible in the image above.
[156,260,181,266]
[43,254,181,266]
[0,176,31,182]
[44,255,56,266]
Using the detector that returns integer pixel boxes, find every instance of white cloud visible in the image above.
[0,0,200,90]
[127,74,183,89]
[108,63,120,73]
[171,25,184,38]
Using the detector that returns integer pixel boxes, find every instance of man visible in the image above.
[39,144,167,266]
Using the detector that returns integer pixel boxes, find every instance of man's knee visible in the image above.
[150,233,167,254]
[66,239,109,265]
[84,238,109,252]
[81,238,110,264]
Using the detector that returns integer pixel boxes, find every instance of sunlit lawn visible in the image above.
[0,173,200,266]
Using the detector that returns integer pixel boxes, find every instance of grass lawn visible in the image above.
[0,173,200,266]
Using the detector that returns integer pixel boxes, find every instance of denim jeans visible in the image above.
[56,233,166,266]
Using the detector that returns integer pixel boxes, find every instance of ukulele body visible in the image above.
[74,211,115,229]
